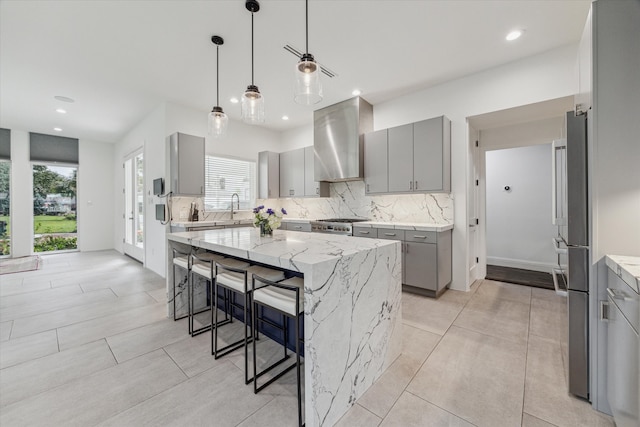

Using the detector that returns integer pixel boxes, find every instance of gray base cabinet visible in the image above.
[355,226,452,297]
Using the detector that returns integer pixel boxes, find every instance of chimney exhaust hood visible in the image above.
[314,96,373,182]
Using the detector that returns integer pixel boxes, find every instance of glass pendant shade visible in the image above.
[208,106,228,137]
[294,53,322,105]
[241,85,265,124]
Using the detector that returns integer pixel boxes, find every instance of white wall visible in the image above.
[485,144,557,272]
[9,130,32,257]
[115,102,284,277]
[77,140,114,251]
[374,44,578,291]
[280,125,313,152]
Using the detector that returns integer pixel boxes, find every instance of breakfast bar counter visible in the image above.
[167,228,402,426]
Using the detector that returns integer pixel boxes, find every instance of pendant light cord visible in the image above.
[251,12,255,85]
[216,44,220,107]
[305,0,309,54]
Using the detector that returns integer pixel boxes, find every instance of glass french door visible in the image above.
[123,149,144,262]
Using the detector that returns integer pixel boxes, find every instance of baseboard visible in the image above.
[487,257,556,273]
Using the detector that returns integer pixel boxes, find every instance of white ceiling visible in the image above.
[0,0,590,143]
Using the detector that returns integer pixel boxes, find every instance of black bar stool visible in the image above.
[171,246,192,321]
[251,275,305,427]
[189,251,226,336]
[213,263,285,384]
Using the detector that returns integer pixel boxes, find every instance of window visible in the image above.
[204,155,256,211]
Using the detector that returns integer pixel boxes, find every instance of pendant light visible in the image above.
[294,0,322,105]
[208,35,228,137]
[241,0,265,124]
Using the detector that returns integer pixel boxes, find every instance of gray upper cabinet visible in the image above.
[413,116,450,192]
[364,129,388,194]
[304,146,329,197]
[279,148,305,198]
[388,123,414,192]
[258,151,279,199]
[363,116,451,195]
[169,132,205,196]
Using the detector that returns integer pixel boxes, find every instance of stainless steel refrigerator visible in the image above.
[562,111,590,400]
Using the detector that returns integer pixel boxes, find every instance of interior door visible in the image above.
[123,149,144,262]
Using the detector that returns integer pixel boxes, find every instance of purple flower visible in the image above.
[266,208,275,215]
[258,205,264,210]
[252,207,259,214]
[281,208,287,215]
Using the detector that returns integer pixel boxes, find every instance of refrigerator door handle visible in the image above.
[600,300,610,322]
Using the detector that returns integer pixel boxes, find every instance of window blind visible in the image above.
[204,155,256,211]
[0,128,10,160]
[30,132,78,164]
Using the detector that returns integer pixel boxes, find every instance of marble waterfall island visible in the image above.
[166,228,402,427]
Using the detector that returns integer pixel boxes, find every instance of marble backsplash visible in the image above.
[171,180,453,224]
[261,181,453,224]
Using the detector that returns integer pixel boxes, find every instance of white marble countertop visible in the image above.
[605,254,640,293]
[167,227,399,271]
[281,218,453,232]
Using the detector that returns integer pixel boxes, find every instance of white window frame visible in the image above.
[204,154,256,212]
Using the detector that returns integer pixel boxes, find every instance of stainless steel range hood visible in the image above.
[314,96,373,182]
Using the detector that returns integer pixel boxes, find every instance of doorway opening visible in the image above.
[32,164,77,253]
[467,96,573,290]
[123,149,144,263]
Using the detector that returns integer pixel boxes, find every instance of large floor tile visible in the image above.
[523,412,559,427]
[10,291,157,338]
[530,290,567,344]
[401,323,442,364]
[236,395,304,427]
[402,291,465,336]
[0,339,116,407]
[57,302,167,350]
[407,326,527,427]
[453,293,530,344]
[357,354,423,418]
[97,360,273,427]
[162,328,221,378]
[0,329,58,369]
[106,316,190,362]
[0,283,82,310]
[0,349,186,427]
[380,391,474,427]
[0,287,116,322]
[0,320,12,341]
[524,334,613,427]
[0,279,52,297]
[335,404,382,427]
[476,279,532,304]
[147,287,167,303]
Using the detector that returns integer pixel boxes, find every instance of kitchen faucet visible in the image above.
[230,193,240,220]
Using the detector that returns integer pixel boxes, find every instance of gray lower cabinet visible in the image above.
[283,222,311,232]
[354,226,452,297]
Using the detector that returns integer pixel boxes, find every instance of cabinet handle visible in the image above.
[294,226,302,230]
[600,301,609,322]
[384,233,397,236]
[413,235,427,239]
[290,189,294,196]
[406,242,409,253]
[358,231,370,235]
[409,181,413,190]
[316,187,319,194]
[414,181,418,190]
[366,183,370,192]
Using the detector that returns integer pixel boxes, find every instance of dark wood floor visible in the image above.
[486,265,558,290]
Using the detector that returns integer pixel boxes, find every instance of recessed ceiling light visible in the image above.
[230,97,239,104]
[282,115,289,121]
[506,30,523,41]
[53,127,63,132]
[352,89,362,96]
[54,95,75,103]
[56,108,67,114]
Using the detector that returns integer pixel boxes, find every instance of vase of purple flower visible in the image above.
[253,205,287,236]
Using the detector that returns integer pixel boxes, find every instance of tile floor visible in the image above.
[0,250,614,426]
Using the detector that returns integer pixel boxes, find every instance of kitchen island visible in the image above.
[167,228,402,427]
